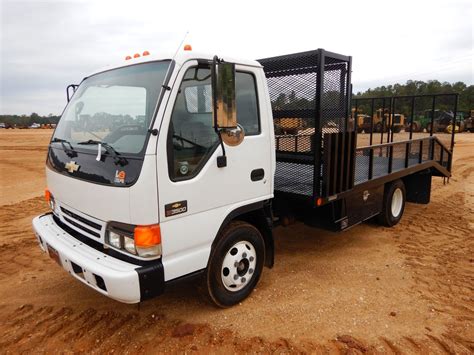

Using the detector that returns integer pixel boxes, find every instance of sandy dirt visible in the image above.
[0,130,473,353]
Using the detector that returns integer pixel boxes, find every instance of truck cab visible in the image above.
[33,50,275,307]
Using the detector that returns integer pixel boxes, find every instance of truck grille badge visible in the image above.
[65,161,80,173]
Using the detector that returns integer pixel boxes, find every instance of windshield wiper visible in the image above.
[51,137,76,158]
[77,139,128,166]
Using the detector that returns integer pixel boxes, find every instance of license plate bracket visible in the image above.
[47,244,62,266]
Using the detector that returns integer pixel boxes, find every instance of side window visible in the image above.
[236,72,260,135]
[168,67,218,180]
[167,68,261,181]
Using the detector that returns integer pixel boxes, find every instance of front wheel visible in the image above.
[377,180,406,227]
[206,221,265,308]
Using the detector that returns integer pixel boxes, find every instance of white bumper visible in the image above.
[32,214,145,303]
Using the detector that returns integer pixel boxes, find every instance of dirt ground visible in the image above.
[0,130,473,353]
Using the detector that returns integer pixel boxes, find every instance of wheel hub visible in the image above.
[391,188,403,218]
[221,241,257,292]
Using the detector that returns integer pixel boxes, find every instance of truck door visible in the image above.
[156,61,273,281]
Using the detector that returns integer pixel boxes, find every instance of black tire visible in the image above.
[377,180,406,227]
[392,126,402,133]
[206,221,265,308]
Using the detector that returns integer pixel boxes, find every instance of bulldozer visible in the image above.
[464,110,474,132]
[355,108,406,133]
[274,117,307,135]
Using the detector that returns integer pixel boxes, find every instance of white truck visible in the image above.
[33,48,455,307]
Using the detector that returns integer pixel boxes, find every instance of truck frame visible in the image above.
[32,48,457,307]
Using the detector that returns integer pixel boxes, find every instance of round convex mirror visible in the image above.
[220,124,245,147]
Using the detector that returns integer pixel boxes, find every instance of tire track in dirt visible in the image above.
[395,157,474,353]
[1,303,470,354]
[0,196,48,280]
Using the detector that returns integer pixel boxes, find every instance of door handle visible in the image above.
[251,169,265,182]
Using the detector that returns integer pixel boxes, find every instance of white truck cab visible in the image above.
[33,49,275,307]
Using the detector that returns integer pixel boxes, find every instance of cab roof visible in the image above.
[87,50,262,78]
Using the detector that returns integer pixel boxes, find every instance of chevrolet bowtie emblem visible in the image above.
[171,203,181,208]
[65,161,80,173]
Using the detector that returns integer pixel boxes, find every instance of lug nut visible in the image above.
[241,277,246,283]
[249,268,254,274]
[234,261,239,267]
[249,256,254,262]
[242,252,247,258]
[233,274,239,280]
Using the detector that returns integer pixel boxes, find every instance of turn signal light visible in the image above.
[142,50,150,56]
[183,44,192,51]
[45,189,51,203]
[133,53,141,58]
[316,197,323,207]
[134,224,161,247]
[134,224,161,258]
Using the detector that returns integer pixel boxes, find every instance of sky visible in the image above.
[0,0,472,115]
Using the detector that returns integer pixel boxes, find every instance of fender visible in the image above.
[211,200,274,268]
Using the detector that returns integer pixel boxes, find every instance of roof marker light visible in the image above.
[133,53,141,58]
[183,44,192,51]
[125,55,132,60]
[142,50,150,56]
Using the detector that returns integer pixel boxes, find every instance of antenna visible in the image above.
[172,31,189,61]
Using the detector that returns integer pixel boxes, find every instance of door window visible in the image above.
[167,67,260,180]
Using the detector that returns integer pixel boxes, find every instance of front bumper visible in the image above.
[32,213,164,303]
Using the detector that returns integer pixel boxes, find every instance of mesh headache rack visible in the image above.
[258,49,355,202]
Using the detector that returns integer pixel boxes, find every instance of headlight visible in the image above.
[49,196,56,211]
[123,236,137,255]
[108,231,122,249]
[106,223,161,259]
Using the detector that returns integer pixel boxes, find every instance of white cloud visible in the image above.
[1,0,472,115]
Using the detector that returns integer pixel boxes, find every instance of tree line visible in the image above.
[0,113,60,127]
[353,80,474,116]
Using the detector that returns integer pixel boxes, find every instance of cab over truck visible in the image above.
[33,48,455,307]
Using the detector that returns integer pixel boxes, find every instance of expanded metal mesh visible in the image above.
[354,149,368,184]
[259,50,351,198]
[321,57,350,134]
[392,144,405,172]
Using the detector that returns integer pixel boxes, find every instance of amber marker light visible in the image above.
[45,189,51,203]
[134,224,161,258]
[316,197,323,207]
[142,50,150,56]
[183,44,192,51]
[125,55,132,60]
[133,53,141,58]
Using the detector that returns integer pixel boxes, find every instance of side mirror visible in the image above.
[212,56,244,146]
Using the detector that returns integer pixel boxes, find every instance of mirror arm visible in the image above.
[66,84,78,103]
[212,55,227,168]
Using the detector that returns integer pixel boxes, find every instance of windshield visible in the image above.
[53,61,170,155]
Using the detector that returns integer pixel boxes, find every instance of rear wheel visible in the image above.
[377,180,406,227]
[206,221,264,308]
